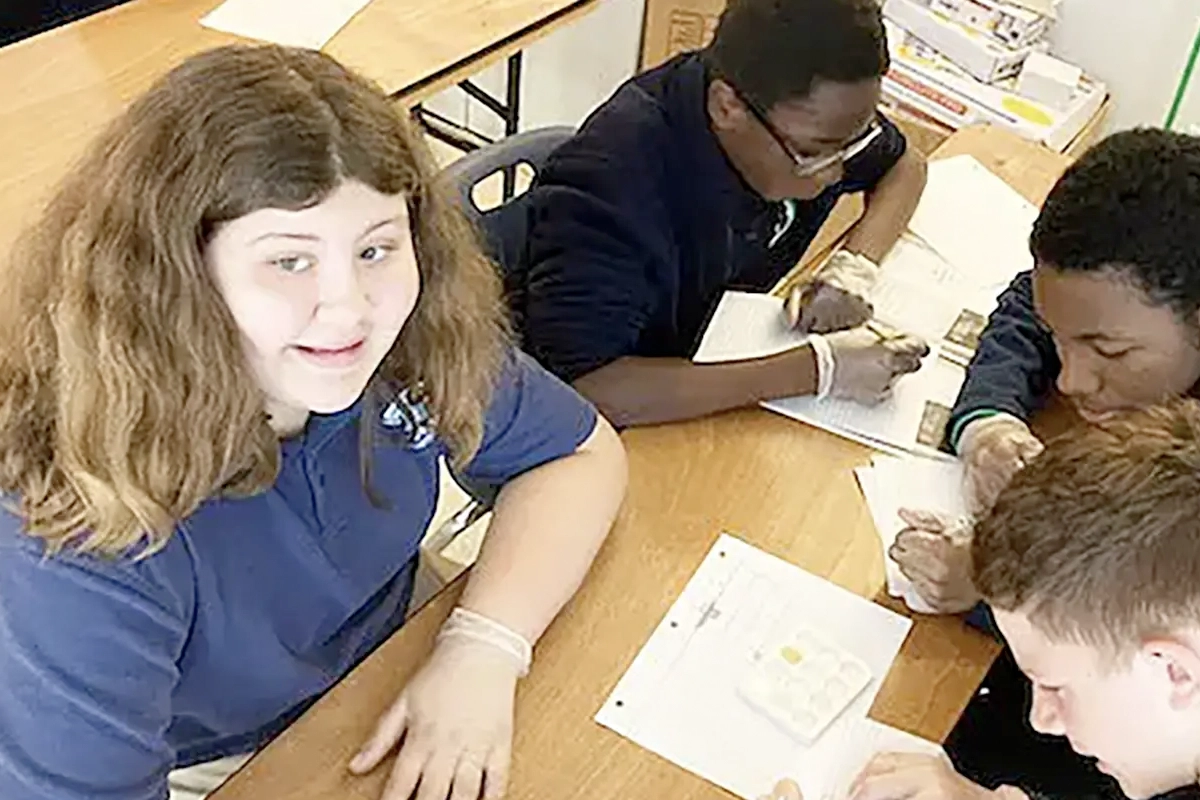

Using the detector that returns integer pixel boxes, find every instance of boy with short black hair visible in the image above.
[514,0,929,427]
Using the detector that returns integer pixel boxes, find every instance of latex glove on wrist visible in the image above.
[809,327,930,405]
[849,753,1028,800]
[957,413,1044,515]
[785,251,879,334]
[350,609,530,800]
[889,509,980,615]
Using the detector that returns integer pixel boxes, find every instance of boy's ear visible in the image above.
[707,79,748,133]
[1142,636,1200,711]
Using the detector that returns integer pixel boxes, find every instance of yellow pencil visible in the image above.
[864,320,903,342]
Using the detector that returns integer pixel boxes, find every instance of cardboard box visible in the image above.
[930,0,1051,49]
[884,0,1031,83]
[1018,51,1082,109]
[638,0,1055,75]
[882,21,1107,152]
[931,0,1004,35]
[1003,0,1059,17]
[640,0,723,69]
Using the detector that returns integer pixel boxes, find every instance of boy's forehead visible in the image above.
[994,609,1073,676]
[996,608,1118,682]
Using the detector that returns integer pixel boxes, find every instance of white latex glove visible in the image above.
[350,636,521,800]
[786,251,879,334]
[957,413,1044,515]
[889,508,979,615]
[811,327,930,405]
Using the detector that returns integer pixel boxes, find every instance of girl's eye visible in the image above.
[360,243,395,264]
[272,254,315,274]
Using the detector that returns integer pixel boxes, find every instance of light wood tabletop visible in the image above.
[0,0,598,258]
[212,126,1072,800]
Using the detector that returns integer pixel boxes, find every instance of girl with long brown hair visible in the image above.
[0,44,626,800]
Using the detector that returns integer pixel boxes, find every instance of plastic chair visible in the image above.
[436,125,577,508]
[439,125,575,275]
[421,128,574,580]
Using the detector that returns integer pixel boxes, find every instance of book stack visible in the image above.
[881,0,1108,153]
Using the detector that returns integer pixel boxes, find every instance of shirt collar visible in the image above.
[280,384,437,459]
[277,400,362,460]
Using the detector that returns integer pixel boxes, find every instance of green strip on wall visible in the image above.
[1166,21,1200,129]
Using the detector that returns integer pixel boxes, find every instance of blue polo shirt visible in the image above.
[512,52,908,383]
[0,351,597,800]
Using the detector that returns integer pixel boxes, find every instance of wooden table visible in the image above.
[0,0,598,257]
[214,126,1071,799]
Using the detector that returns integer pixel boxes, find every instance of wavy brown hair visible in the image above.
[0,45,507,556]
[973,400,1200,655]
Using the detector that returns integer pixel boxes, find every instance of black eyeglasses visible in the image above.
[732,86,882,178]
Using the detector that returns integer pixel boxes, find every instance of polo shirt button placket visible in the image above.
[304,456,329,531]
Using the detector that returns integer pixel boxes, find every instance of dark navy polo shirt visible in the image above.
[0,351,596,800]
[513,52,908,382]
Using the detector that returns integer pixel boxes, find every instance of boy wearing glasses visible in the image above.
[512,0,929,427]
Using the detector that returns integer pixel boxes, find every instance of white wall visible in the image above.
[423,0,644,138]
[429,0,1200,136]
[1049,0,1199,131]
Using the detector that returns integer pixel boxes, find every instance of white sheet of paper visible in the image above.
[908,156,1038,294]
[762,348,964,457]
[693,292,803,364]
[200,0,373,49]
[854,455,968,613]
[595,534,912,800]
[870,455,969,517]
[852,467,913,604]
[822,718,945,800]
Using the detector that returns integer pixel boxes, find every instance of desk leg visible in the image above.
[413,53,526,200]
[501,52,523,199]
[413,104,488,152]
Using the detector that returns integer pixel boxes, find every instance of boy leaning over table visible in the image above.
[760,401,1200,800]
[512,0,929,428]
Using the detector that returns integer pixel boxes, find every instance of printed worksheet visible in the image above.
[596,534,913,800]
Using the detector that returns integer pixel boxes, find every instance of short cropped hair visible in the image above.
[973,400,1200,654]
[702,0,889,110]
[1030,128,1200,319]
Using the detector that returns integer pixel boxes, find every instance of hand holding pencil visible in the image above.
[807,326,930,405]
